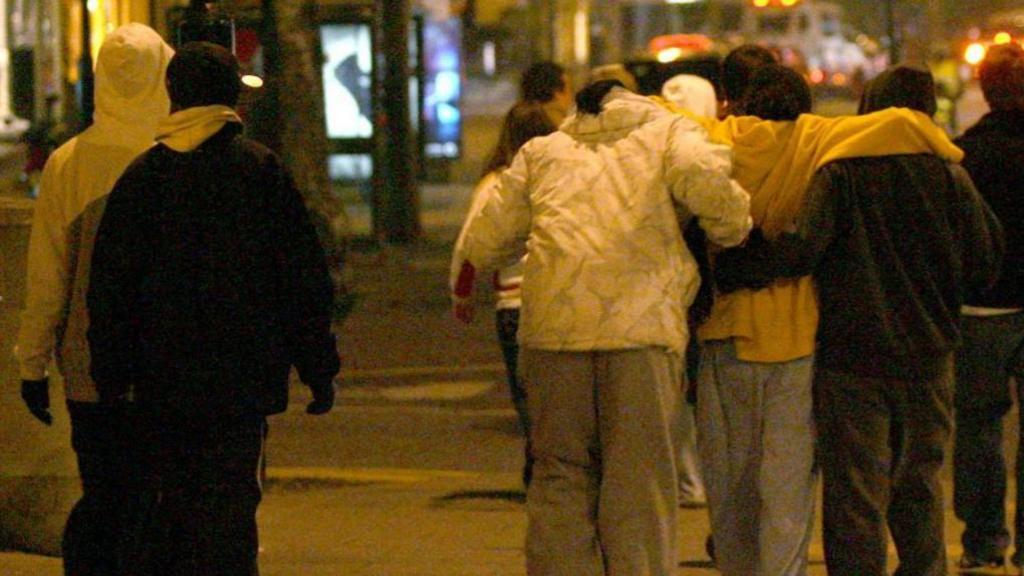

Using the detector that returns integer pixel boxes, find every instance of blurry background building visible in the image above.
[1,0,1022,240]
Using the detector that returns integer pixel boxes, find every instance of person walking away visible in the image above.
[452,101,558,487]
[86,42,340,576]
[452,80,752,576]
[951,43,1024,573]
[695,64,818,576]
[676,60,973,574]
[720,45,778,117]
[660,73,719,508]
[14,23,173,575]
[713,65,1003,576]
[520,61,574,125]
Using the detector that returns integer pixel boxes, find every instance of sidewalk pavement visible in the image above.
[0,182,989,574]
[0,469,984,576]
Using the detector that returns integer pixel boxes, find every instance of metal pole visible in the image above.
[378,0,420,242]
[34,0,45,122]
[886,0,900,65]
[78,0,93,128]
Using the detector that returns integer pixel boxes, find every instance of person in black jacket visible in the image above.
[951,43,1024,573]
[87,42,340,575]
[713,65,1003,576]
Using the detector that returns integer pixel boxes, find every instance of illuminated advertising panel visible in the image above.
[320,23,374,140]
[423,19,462,159]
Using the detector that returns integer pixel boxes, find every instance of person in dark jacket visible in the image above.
[951,43,1024,572]
[713,65,1003,576]
[87,42,340,575]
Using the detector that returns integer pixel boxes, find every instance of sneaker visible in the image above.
[958,552,1005,574]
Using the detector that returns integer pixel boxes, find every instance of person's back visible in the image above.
[17,23,173,402]
[805,66,999,378]
[87,42,339,574]
[453,80,750,576]
[484,85,749,352]
[956,44,1024,310]
[713,65,1002,576]
[89,44,338,422]
[808,154,993,377]
[949,43,1024,572]
[102,124,332,419]
[13,23,173,575]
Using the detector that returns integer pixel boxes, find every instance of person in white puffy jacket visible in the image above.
[451,80,751,576]
[14,23,173,574]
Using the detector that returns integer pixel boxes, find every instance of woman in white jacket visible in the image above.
[452,101,558,488]
[451,81,751,576]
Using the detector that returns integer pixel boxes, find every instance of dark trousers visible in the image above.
[63,401,146,576]
[814,360,953,576]
[497,307,533,486]
[954,313,1024,562]
[135,415,267,576]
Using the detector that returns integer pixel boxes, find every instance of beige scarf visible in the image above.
[156,105,242,152]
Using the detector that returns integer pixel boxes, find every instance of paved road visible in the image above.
[0,86,1015,574]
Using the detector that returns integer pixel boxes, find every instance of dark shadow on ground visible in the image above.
[432,490,526,507]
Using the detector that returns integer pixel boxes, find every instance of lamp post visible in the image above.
[77,0,93,128]
[886,0,900,64]
[377,0,420,242]
[177,0,235,51]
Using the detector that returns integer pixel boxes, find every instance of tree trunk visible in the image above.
[263,0,351,313]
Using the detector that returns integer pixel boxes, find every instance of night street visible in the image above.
[3,0,1024,571]
[3,178,1019,574]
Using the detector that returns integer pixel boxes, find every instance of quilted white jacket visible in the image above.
[453,89,751,353]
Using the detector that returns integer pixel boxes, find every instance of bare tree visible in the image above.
[257,0,351,313]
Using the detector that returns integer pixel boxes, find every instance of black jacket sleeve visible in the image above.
[86,165,150,401]
[265,156,341,391]
[950,164,1004,299]
[714,164,842,294]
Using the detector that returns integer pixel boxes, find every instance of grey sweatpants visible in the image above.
[520,347,682,576]
[696,340,817,576]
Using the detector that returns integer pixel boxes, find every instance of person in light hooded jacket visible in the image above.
[452,80,751,576]
[14,23,173,575]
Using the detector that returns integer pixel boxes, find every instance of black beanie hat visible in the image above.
[858,65,937,117]
[166,41,241,109]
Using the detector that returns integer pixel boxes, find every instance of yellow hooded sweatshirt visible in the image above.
[689,108,963,362]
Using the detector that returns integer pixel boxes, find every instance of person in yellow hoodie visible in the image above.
[673,60,970,575]
[695,64,818,576]
[713,65,1003,576]
[14,23,173,575]
[87,42,340,575]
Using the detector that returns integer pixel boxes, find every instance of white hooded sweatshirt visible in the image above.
[16,24,173,401]
[453,89,751,354]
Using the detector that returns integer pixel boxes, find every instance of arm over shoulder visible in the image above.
[663,118,751,248]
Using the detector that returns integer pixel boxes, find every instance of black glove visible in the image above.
[713,228,777,295]
[21,378,53,425]
[306,380,336,415]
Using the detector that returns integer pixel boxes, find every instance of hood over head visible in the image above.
[858,65,937,117]
[661,74,718,118]
[93,23,174,141]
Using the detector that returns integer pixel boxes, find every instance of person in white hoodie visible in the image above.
[14,23,173,575]
[451,80,751,576]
